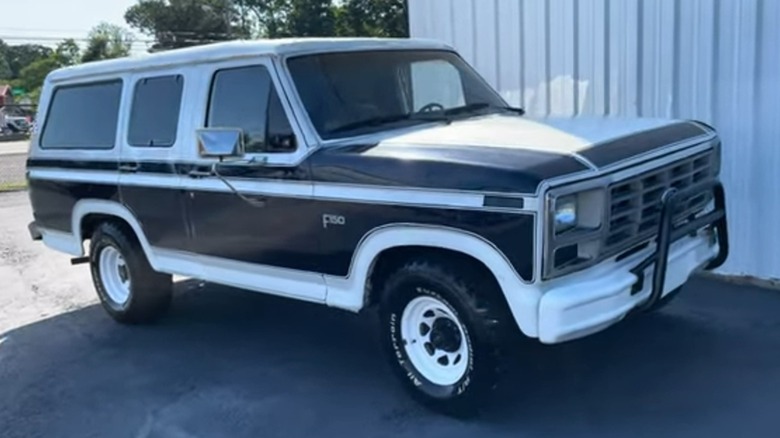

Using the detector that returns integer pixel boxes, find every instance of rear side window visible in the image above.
[207,65,295,153]
[40,80,122,149]
[128,75,184,147]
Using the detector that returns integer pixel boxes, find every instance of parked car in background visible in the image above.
[5,115,31,133]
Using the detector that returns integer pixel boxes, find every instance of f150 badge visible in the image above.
[322,214,346,229]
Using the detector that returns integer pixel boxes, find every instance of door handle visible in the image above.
[188,169,213,178]
[119,163,139,173]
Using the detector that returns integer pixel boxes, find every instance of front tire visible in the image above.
[89,222,172,324]
[379,258,509,416]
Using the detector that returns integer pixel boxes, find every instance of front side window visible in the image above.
[40,80,122,149]
[286,50,507,140]
[207,65,295,153]
[128,75,183,147]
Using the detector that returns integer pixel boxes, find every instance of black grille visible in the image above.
[605,151,716,252]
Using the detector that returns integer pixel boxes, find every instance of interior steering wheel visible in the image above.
[417,102,445,113]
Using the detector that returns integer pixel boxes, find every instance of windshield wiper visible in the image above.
[327,103,525,136]
[496,105,526,115]
[442,103,525,116]
[441,103,492,115]
[328,112,447,135]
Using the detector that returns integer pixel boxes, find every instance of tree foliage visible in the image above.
[0,56,11,81]
[17,58,60,98]
[55,39,82,67]
[81,23,134,63]
[0,22,133,104]
[126,0,409,50]
[1,0,409,105]
[125,0,251,51]
[0,43,53,80]
[284,0,336,37]
[336,0,408,38]
[239,0,288,37]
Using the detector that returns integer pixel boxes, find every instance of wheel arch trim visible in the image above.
[70,199,158,268]
[324,223,541,338]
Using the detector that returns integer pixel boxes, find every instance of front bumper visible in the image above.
[536,180,728,344]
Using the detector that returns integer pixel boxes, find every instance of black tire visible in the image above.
[89,222,172,324]
[379,257,510,417]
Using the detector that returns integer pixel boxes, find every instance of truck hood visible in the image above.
[309,114,715,194]
[378,114,714,168]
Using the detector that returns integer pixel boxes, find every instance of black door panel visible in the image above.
[186,188,323,271]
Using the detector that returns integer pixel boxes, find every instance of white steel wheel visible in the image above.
[381,259,509,416]
[98,245,131,306]
[89,222,173,324]
[400,295,470,386]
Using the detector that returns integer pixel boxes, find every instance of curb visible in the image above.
[697,271,780,291]
[0,184,27,193]
[0,134,29,143]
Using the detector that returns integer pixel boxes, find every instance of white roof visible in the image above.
[47,37,454,83]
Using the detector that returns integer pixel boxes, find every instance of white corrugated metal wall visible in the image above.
[409,0,780,281]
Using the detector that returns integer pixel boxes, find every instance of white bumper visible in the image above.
[505,229,719,344]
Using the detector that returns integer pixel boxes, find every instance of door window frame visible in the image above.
[126,73,185,148]
[192,56,311,167]
[118,66,193,164]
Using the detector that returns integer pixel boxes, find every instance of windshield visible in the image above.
[286,50,509,140]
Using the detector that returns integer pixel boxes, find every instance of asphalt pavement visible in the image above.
[2,190,780,438]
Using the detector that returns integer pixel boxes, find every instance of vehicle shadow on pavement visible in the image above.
[1,277,779,437]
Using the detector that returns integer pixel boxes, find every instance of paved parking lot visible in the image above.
[2,190,780,437]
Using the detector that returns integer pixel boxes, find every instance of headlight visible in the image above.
[553,195,577,234]
[545,187,607,278]
[549,188,605,235]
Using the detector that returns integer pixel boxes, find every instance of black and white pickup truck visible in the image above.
[25,37,728,414]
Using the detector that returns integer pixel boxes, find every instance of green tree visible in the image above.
[284,0,335,37]
[335,0,408,37]
[125,0,250,51]
[241,0,289,38]
[2,44,53,79]
[81,23,134,63]
[13,40,80,101]
[123,0,409,49]
[0,56,11,81]
[55,39,82,66]
[0,40,11,80]
[17,57,60,98]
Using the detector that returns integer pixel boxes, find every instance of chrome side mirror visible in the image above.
[196,128,245,159]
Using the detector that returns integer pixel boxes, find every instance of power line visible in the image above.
[0,35,156,44]
[0,26,97,33]
[1,30,240,44]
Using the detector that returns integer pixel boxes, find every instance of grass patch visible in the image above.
[0,182,27,192]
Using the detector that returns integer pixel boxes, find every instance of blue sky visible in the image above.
[2,0,148,54]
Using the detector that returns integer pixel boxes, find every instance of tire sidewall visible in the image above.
[90,231,135,314]
[384,277,479,401]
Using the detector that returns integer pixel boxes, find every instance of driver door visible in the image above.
[183,59,325,302]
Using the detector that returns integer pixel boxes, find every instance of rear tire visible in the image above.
[89,222,172,324]
[379,258,510,417]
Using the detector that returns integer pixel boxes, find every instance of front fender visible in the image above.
[323,223,541,338]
